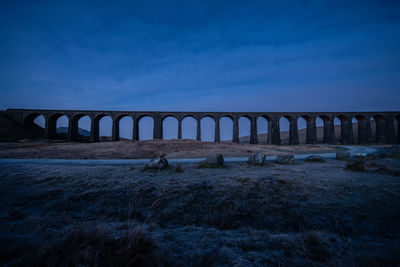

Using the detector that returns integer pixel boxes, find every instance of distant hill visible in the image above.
[240,121,377,144]
[57,127,90,137]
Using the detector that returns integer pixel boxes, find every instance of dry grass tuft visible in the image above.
[28,225,160,267]
[175,164,183,173]
[300,231,333,262]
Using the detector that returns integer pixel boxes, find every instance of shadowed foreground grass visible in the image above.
[0,157,399,266]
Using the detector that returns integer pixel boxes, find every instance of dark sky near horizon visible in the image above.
[1,0,400,112]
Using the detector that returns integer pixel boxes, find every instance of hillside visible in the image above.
[240,122,377,143]
[57,127,90,137]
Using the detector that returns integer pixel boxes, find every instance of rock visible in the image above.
[305,155,326,163]
[336,151,350,160]
[198,154,225,168]
[345,159,366,172]
[275,155,294,164]
[247,152,267,165]
[145,156,169,170]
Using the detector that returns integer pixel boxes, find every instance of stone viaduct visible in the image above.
[1,109,400,145]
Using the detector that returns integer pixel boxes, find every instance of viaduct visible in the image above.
[1,109,399,145]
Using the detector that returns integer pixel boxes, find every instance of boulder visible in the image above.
[336,151,350,160]
[345,159,366,172]
[145,156,169,170]
[247,152,267,165]
[305,155,326,163]
[275,154,294,164]
[198,154,225,168]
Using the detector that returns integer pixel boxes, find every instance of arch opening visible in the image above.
[238,117,251,144]
[139,116,154,140]
[33,115,45,129]
[333,117,341,144]
[201,116,215,142]
[257,117,269,144]
[99,116,112,142]
[77,115,91,141]
[162,116,178,140]
[316,117,324,143]
[182,116,197,140]
[119,116,133,141]
[352,117,358,144]
[297,117,307,144]
[220,116,233,142]
[56,115,69,140]
[279,117,290,145]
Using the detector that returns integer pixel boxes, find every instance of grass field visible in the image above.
[1,154,399,266]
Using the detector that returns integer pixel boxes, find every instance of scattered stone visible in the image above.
[345,159,366,172]
[198,154,225,168]
[144,156,169,170]
[247,152,267,165]
[305,155,326,163]
[336,151,350,160]
[275,155,294,164]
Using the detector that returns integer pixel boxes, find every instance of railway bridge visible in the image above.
[1,109,399,145]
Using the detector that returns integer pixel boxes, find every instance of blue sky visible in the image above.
[1,0,400,113]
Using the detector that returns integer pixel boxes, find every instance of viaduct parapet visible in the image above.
[1,109,400,145]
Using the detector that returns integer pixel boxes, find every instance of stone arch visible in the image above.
[67,113,91,141]
[256,116,269,144]
[45,113,63,139]
[353,114,371,144]
[162,116,178,140]
[138,116,154,140]
[372,114,386,144]
[298,115,315,144]
[200,116,215,142]
[24,113,43,129]
[281,115,298,145]
[316,115,335,144]
[161,114,179,122]
[220,116,234,142]
[335,115,352,144]
[181,115,197,140]
[239,116,251,143]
